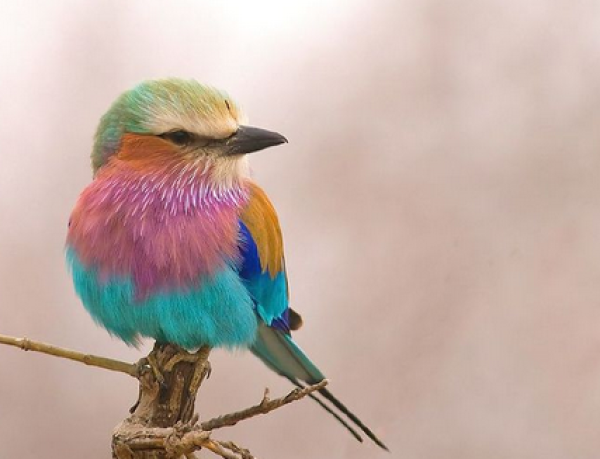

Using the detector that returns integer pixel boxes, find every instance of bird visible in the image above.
[66,78,387,450]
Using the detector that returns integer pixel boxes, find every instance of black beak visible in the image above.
[222,125,287,156]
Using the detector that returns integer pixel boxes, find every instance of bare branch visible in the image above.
[201,379,328,431]
[115,380,328,458]
[0,333,137,377]
[1,336,328,458]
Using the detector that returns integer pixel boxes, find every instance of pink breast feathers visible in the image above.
[67,159,249,300]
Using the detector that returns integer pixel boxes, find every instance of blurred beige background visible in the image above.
[1,0,600,457]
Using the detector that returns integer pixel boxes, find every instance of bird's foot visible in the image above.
[177,347,211,421]
[189,359,211,394]
[205,360,212,379]
[161,346,208,369]
[162,351,197,372]
[146,352,166,387]
[129,356,164,413]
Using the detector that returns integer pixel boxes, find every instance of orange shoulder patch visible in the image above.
[240,181,284,277]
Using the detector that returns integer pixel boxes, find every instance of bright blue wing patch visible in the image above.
[238,221,289,332]
[238,221,262,280]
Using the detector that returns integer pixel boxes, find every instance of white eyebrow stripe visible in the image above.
[146,107,239,140]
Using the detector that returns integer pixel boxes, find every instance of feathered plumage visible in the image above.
[66,78,387,450]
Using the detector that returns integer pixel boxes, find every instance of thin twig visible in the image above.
[202,440,240,459]
[0,334,137,377]
[201,379,328,431]
[217,440,255,459]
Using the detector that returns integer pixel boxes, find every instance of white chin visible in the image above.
[212,155,250,188]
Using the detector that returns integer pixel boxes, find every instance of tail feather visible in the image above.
[319,387,389,451]
[251,322,324,383]
[290,380,364,443]
[251,323,388,450]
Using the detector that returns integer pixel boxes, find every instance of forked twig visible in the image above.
[201,380,328,431]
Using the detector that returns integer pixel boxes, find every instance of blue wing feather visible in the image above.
[237,221,261,280]
[238,220,289,332]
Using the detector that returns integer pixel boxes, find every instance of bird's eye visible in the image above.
[160,130,193,146]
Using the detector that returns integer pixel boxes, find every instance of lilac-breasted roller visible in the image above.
[66,78,386,449]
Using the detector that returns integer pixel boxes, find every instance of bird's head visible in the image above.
[91,78,287,182]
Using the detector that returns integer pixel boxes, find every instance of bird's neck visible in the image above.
[95,154,250,216]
